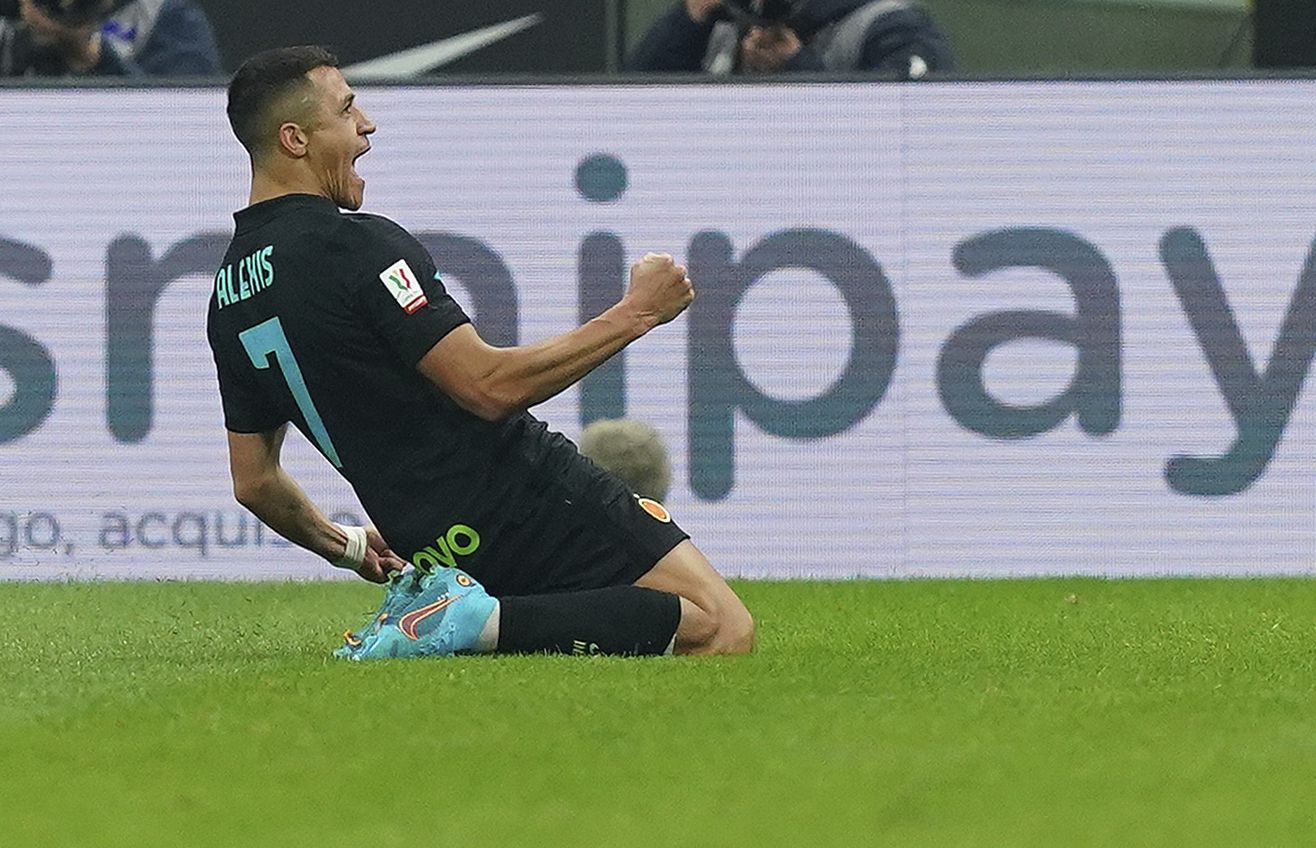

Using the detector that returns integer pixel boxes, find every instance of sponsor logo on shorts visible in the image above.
[636,497,671,523]
[379,258,428,314]
[398,593,464,640]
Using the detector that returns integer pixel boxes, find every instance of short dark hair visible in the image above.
[226,46,339,157]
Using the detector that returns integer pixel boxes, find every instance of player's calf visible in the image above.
[496,585,680,656]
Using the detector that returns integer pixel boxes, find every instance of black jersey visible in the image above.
[207,193,687,593]
[207,195,513,562]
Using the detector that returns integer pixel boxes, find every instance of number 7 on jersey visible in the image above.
[238,316,344,468]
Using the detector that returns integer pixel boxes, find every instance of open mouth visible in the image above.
[350,146,370,188]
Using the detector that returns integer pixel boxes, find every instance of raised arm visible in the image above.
[227,424,406,582]
[417,252,694,421]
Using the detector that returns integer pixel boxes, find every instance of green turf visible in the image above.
[1,579,1313,847]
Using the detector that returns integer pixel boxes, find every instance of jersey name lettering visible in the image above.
[215,245,275,310]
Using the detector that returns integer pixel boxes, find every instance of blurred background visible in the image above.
[189,0,1290,77]
[3,0,1313,80]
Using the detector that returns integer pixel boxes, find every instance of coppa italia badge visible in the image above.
[379,259,428,314]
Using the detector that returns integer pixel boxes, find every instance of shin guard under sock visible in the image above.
[497,586,680,656]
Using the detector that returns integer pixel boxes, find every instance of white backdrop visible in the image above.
[1,81,1315,579]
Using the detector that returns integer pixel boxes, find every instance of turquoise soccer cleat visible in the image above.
[334,567,497,661]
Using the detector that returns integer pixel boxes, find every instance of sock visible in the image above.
[496,586,681,656]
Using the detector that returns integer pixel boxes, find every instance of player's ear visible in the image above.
[276,121,310,158]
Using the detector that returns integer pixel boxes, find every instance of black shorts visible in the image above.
[455,432,689,597]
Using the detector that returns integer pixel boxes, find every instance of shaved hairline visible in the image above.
[249,72,326,162]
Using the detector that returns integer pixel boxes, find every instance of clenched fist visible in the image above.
[624,252,695,330]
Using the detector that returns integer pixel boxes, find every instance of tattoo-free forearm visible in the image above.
[481,302,650,414]
[235,468,346,562]
[421,253,692,421]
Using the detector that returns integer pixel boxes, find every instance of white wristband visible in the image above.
[332,524,368,570]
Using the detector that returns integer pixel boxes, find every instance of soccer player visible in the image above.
[207,46,754,658]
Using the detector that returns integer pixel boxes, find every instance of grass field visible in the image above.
[1,578,1313,847]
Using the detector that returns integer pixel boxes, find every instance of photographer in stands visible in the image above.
[0,0,219,76]
[628,0,953,77]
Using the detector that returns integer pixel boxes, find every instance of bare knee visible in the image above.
[675,597,754,656]
[712,602,755,655]
[675,598,718,650]
[634,541,754,656]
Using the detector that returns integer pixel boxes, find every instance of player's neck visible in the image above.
[248,167,333,208]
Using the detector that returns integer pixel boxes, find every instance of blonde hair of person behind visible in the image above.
[578,418,672,502]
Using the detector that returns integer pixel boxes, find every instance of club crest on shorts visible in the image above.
[379,258,428,314]
[636,496,671,523]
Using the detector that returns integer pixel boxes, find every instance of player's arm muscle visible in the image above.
[416,253,693,421]
[418,313,643,421]
[227,426,346,561]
